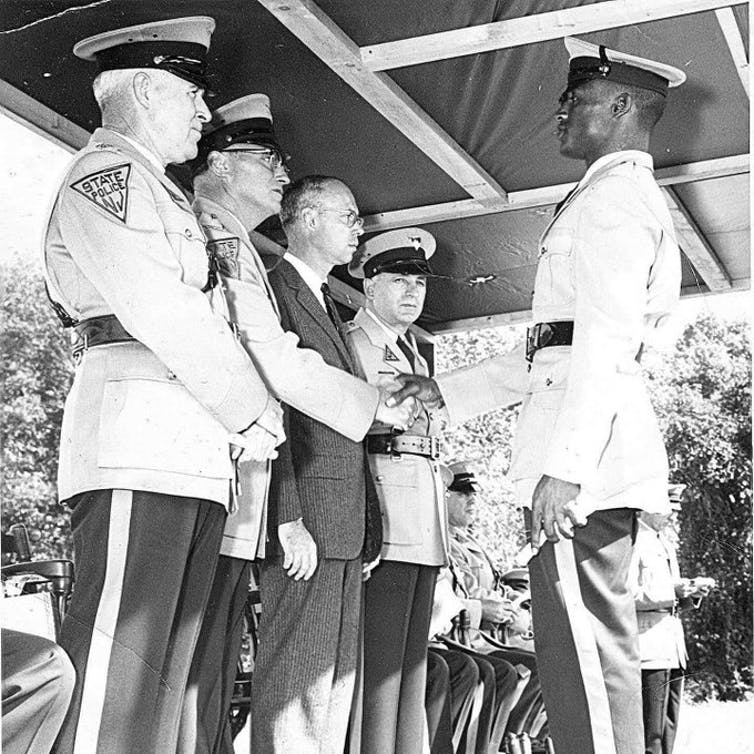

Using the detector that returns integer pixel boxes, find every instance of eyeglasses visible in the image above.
[317,208,364,229]
[225,147,288,173]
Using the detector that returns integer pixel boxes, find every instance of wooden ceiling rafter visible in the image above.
[255,0,507,205]
[662,187,733,291]
[362,154,750,231]
[360,0,748,71]
[714,7,750,98]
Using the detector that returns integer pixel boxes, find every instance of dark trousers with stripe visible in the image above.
[528,508,643,754]
[361,561,438,754]
[178,555,251,754]
[642,667,684,754]
[251,556,363,753]
[55,489,226,754]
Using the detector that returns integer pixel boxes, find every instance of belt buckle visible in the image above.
[71,333,89,365]
[525,323,553,362]
[387,435,401,458]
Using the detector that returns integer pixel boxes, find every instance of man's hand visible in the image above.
[375,388,417,430]
[362,556,381,582]
[386,374,444,409]
[674,578,695,600]
[531,474,585,553]
[480,595,517,625]
[278,519,318,581]
[229,424,279,463]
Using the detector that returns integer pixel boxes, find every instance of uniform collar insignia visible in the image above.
[384,344,400,362]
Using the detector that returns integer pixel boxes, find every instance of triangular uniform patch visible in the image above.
[208,237,241,278]
[384,345,400,362]
[70,163,132,223]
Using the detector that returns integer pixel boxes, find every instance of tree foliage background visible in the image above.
[2,255,751,699]
[2,260,73,559]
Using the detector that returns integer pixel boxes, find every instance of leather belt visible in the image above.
[71,314,135,362]
[525,321,574,362]
[366,433,441,460]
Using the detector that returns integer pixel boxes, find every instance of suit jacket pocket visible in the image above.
[97,377,231,479]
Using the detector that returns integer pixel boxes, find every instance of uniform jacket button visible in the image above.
[375,475,384,482]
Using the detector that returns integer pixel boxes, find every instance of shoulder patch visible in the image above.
[70,163,131,223]
[208,237,241,278]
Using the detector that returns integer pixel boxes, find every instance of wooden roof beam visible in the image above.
[0,78,87,152]
[363,153,750,230]
[715,7,750,98]
[255,0,507,204]
[362,0,748,71]
[662,187,732,291]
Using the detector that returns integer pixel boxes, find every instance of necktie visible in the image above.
[320,282,343,330]
[396,335,416,372]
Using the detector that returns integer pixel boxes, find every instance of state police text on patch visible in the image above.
[208,237,241,278]
[70,164,132,223]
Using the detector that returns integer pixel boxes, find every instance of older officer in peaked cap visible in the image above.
[345,229,451,753]
[389,38,685,754]
[44,18,283,754]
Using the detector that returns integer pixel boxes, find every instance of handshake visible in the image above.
[230,374,443,463]
[376,374,444,430]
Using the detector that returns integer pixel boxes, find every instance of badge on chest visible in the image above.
[208,237,241,278]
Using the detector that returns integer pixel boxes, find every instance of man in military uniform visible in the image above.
[187,99,411,751]
[43,18,283,753]
[345,229,449,753]
[441,461,542,743]
[630,487,715,754]
[389,37,685,754]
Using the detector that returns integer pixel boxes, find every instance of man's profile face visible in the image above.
[312,183,363,267]
[149,71,210,164]
[555,80,614,160]
[225,146,290,220]
[446,489,474,528]
[367,272,427,331]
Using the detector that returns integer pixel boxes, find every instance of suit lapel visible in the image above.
[281,260,357,371]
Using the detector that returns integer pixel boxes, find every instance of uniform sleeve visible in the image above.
[542,177,662,484]
[434,343,529,426]
[222,275,379,442]
[57,152,269,433]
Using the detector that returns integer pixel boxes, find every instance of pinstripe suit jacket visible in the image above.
[265,257,378,560]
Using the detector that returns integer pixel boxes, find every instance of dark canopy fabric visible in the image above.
[0,0,748,332]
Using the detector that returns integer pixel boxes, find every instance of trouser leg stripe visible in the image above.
[73,489,132,754]
[553,538,617,754]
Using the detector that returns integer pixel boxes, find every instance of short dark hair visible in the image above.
[279,175,343,230]
[625,83,667,130]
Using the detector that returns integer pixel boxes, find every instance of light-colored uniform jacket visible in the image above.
[629,519,687,669]
[193,197,379,558]
[43,128,271,507]
[436,151,680,513]
[345,307,447,566]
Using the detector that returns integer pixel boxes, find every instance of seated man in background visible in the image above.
[443,462,543,738]
[630,486,715,754]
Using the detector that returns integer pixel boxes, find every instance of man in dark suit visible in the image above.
[250,175,402,752]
